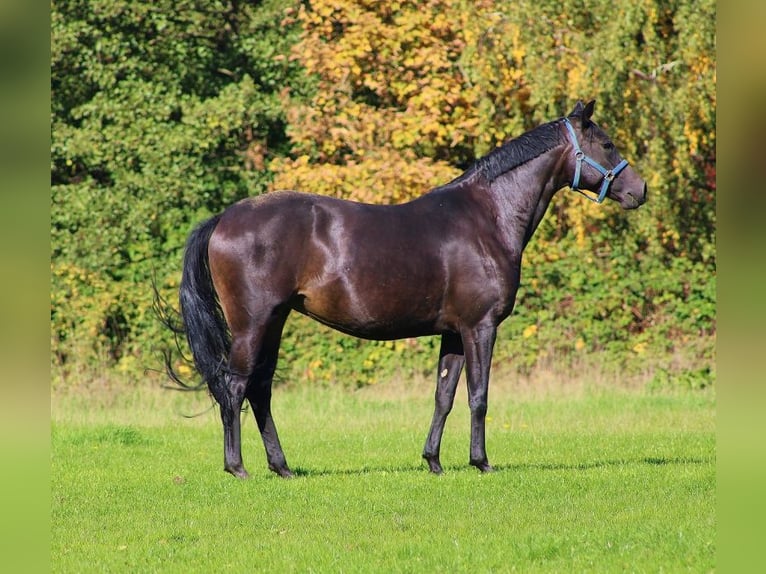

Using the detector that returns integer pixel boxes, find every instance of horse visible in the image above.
[167,100,646,478]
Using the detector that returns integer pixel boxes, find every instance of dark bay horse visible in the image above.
[171,100,646,478]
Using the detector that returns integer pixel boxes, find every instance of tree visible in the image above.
[51,0,310,379]
[271,0,716,381]
[51,0,715,387]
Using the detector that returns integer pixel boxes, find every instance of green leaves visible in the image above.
[51,0,307,377]
[51,0,715,388]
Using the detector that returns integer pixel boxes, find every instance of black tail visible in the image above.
[157,214,230,397]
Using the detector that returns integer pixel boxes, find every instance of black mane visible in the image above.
[447,119,564,186]
[478,120,563,180]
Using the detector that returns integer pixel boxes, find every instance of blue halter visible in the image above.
[563,118,629,204]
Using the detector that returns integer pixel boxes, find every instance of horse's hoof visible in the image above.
[225,465,250,479]
[269,464,294,479]
[423,455,444,474]
[471,460,495,473]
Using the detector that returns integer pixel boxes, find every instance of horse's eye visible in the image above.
[603,142,615,151]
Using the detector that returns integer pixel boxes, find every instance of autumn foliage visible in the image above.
[51,0,715,388]
[273,0,715,259]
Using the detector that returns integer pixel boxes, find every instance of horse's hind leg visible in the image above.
[246,309,293,478]
[217,329,263,479]
[219,379,247,478]
[423,332,465,474]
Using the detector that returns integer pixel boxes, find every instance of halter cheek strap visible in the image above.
[563,118,629,204]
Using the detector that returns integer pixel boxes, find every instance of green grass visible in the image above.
[51,379,715,572]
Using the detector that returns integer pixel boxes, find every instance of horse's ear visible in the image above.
[583,100,596,121]
[568,100,595,127]
[568,100,586,118]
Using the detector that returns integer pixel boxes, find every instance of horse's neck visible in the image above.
[487,147,567,251]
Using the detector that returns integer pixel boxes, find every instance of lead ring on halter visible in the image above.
[563,118,629,204]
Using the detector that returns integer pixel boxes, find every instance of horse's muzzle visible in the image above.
[622,181,647,209]
[635,182,648,207]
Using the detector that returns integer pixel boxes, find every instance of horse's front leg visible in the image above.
[423,332,464,474]
[462,323,497,472]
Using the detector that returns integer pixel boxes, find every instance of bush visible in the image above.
[51,0,715,390]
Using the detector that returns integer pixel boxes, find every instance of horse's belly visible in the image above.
[307,312,439,340]
[292,283,444,341]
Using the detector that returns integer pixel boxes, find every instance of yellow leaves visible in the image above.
[661,227,681,248]
[282,2,533,205]
[275,0,557,206]
[51,262,121,343]
[684,120,700,156]
[273,0,715,282]
[176,363,192,377]
[564,199,606,250]
[565,59,589,100]
[284,0,509,169]
[510,45,526,66]
[523,324,538,339]
[271,150,460,204]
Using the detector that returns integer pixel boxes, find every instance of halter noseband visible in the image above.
[563,118,629,204]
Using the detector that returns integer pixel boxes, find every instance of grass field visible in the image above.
[51,376,715,572]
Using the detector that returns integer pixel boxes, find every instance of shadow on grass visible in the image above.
[289,464,425,478]
[495,456,714,472]
[286,456,713,478]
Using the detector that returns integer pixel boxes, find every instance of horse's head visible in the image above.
[561,100,647,209]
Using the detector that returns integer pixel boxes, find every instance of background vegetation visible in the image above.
[51,0,716,389]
